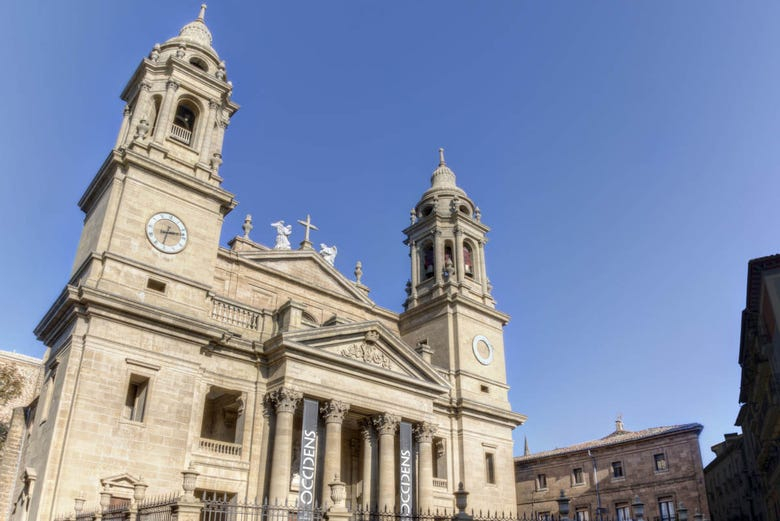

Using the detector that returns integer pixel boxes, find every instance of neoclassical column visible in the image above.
[320,400,350,508]
[360,419,374,510]
[267,387,302,504]
[153,79,179,144]
[477,239,489,296]
[433,230,444,286]
[454,228,465,285]
[373,413,400,511]
[197,99,219,165]
[414,422,437,513]
[409,240,419,303]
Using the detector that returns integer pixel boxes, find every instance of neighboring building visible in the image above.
[0,351,43,510]
[0,6,526,521]
[0,351,43,427]
[704,433,762,521]
[515,420,709,521]
[734,254,780,521]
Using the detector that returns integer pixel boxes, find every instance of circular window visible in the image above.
[472,335,494,365]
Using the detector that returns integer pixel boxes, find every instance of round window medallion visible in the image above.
[472,335,494,366]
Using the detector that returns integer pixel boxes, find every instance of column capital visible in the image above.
[413,422,438,443]
[321,400,350,424]
[267,387,302,414]
[140,81,152,92]
[209,99,220,110]
[166,80,180,91]
[372,413,400,436]
[361,418,374,440]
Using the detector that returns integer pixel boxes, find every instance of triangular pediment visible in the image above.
[267,321,450,394]
[100,473,143,497]
[239,249,374,305]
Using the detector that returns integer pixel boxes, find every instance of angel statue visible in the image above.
[319,244,338,266]
[270,220,292,250]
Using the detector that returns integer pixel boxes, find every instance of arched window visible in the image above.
[463,242,475,278]
[189,56,208,72]
[422,242,435,280]
[170,101,198,145]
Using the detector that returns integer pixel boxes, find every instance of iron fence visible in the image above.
[201,498,324,521]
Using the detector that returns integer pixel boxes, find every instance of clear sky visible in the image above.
[3,1,779,466]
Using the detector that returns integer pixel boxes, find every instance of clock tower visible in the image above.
[69,4,238,302]
[399,150,524,503]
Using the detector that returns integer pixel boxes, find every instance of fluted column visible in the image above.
[373,414,400,511]
[360,420,374,510]
[153,80,179,144]
[414,423,437,513]
[267,387,302,504]
[320,400,350,508]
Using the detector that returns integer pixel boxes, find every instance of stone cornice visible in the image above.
[78,149,237,216]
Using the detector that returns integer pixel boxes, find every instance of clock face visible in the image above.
[472,335,494,366]
[146,213,188,253]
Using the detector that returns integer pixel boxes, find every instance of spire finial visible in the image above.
[438,147,446,166]
[524,436,530,456]
[198,4,207,21]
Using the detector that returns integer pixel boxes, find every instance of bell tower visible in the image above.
[399,149,524,499]
[69,4,238,296]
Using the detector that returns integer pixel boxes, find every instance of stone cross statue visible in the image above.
[319,244,338,265]
[270,220,292,250]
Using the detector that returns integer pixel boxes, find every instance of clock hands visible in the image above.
[159,223,181,244]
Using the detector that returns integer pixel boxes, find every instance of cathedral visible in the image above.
[2,6,525,520]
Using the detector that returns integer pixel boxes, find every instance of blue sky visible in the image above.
[3,1,780,465]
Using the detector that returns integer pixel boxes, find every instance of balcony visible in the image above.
[211,296,261,331]
[432,478,448,489]
[198,437,242,457]
[170,123,192,145]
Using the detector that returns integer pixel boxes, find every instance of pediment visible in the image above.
[100,473,143,497]
[240,250,373,305]
[271,321,449,393]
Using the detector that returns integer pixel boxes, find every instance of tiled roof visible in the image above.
[514,423,703,463]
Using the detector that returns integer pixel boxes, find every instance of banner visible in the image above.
[399,421,414,518]
[298,398,319,518]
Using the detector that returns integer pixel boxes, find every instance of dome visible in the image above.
[171,4,213,49]
[430,148,458,190]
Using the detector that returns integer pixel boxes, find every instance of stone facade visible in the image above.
[704,433,763,521]
[0,7,526,521]
[515,420,709,521]
[734,254,780,521]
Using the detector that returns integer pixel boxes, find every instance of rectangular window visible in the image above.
[124,374,150,422]
[575,509,590,521]
[485,453,495,484]
[616,504,630,521]
[659,498,675,521]
[537,473,547,490]
[654,453,668,471]
[573,467,584,485]
[611,461,624,478]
